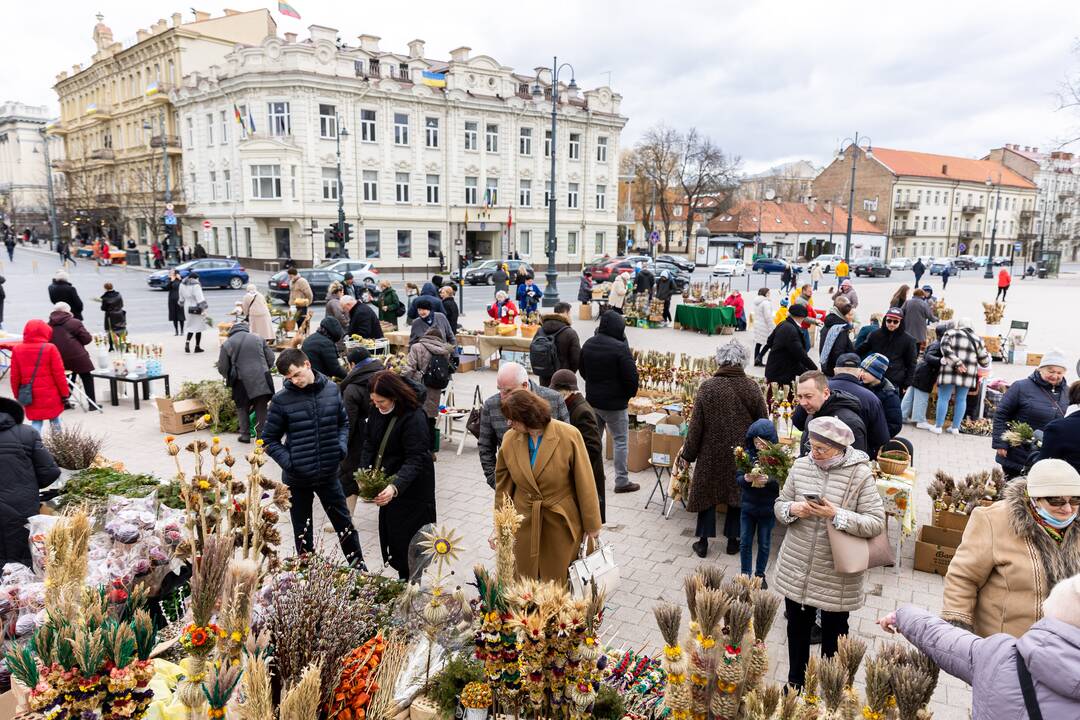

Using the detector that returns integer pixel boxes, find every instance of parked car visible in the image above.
[649,260,691,292]
[711,258,746,277]
[851,257,892,278]
[810,253,845,273]
[147,258,249,289]
[929,259,954,275]
[994,256,1012,266]
[267,268,346,303]
[752,257,799,274]
[76,244,127,263]
[656,254,695,272]
[589,258,635,282]
[953,255,979,270]
[318,259,377,276]
[888,256,913,271]
[453,259,534,285]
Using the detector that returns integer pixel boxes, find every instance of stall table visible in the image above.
[674,304,736,335]
[90,371,171,410]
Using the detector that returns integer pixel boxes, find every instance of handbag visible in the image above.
[825,468,894,575]
[569,536,619,599]
[466,386,484,439]
[1016,654,1044,720]
[17,346,46,406]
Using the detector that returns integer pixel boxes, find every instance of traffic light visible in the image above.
[343,222,353,245]
[329,222,340,241]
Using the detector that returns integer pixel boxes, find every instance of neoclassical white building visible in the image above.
[171,25,627,269]
[0,102,64,233]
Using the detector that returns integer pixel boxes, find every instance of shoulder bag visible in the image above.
[373,416,398,472]
[569,536,619,600]
[825,467,894,575]
[1016,653,1044,720]
[17,346,46,406]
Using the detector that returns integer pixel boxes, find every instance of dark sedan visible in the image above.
[752,257,800,274]
[655,254,695,272]
[648,261,691,292]
[147,258,249,289]
[852,257,892,278]
[268,268,345,304]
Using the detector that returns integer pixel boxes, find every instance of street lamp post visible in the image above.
[532,57,578,307]
[836,133,872,265]
[983,174,1002,279]
[38,127,61,253]
[335,117,349,257]
[144,109,176,263]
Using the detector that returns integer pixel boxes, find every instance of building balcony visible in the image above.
[1057,210,1072,220]
[1020,208,1035,219]
[150,134,182,153]
[45,121,69,136]
[959,229,983,240]
[51,159,73,172]
[95,193,118,206]
[1018,232,1037,240]
[1060,190,1076,200]
[894,200,920,211]
[90,148,115,161]
[961,204,985,214]
[85,104,113,123]
[146,82,174,102]
[891,228,917,237]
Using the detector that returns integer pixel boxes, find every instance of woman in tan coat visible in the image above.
[239,284,274,341]
[943,458,1080,638]
[495,388,603,582]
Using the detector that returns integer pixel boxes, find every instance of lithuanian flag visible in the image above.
[278,1,300,19]
[421,70,447,88]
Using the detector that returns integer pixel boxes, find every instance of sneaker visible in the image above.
[928,425,943,435]
[916,422,935,431]
[946,427,960,435]
[614,482,640,494]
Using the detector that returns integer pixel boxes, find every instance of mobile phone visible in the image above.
[803,494,823,504]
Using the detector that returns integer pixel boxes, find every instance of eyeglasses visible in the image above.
[1041,496,1080,508]
[884,318,901,325]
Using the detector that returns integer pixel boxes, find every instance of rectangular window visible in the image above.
[465,176,478,205]
[319,104,337,139]
[545,180,553,208]
[223,170,231,200]
[220,110,229,144]
[567,182,579,209]
[521,230,531,256]
[209,170,217,201]
[365,229,380,258]
[395,172,410,203]
[190,173,197,202]
[238,104,248,139]
[226,227,234,256]
[250,164,282,199]
[267,101,290,136]
[322,167,339,201]
[519,127,532,155]
[596,136,608,162]
[485,178,499,206]
[595,184,606,210]
[595,231,605,254]
[244,227,252,257]
[568,230,578,255]
[485,123,498,152]
[519,179,531,207]
[185,116,194,147]
[464,121,477,150]
[363,170,378,202]
[394,112,409,145]
[397,229,412,258]
[206,113,214,145]
[568,133,580,160]
[290,165,296,197]
[427,230,441,258]
[360,109,376,142]
[425,117,439,148]
[426,174,439,204]
[544,130,552,157]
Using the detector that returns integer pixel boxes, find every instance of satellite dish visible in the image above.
[764,188,777,201]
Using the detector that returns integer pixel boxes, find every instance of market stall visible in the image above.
[673,303,736,335]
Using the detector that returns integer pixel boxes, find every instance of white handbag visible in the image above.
[568,537,619,599]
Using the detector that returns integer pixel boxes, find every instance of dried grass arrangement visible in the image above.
[42,423,105,470]
[927,467,1004,515]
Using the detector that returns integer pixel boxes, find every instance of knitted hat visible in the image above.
[788,303,808,318]
[54,270,69,281]
[1026,459,1080,498]
[807,416,855,449]
[835,352,862,369]
[884,307,904,321]
[1043,574,1080,628]
[840,279,852,289]
[1039,348,1069,370]
[860,352,890,381]
[549,369,579,392]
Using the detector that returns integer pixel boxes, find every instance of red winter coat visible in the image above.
[997,269,1011,288]
[724,292,745,319]
[10,320,69,421]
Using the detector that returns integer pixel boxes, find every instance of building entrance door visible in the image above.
[465,230,500,260]
[274,227,291,260]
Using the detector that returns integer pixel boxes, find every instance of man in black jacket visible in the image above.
[0,397,60,567]
[580,310,641,493]
[764,303,816,386]
[792,370,868,456]
[262,349,364,566]
[347,298,384,340]
[535,302,581,387]
[551,369,608,523]
[819,296,854,376]
[47,270,84,320]
[858,306,918,394]
[301,316,346,381]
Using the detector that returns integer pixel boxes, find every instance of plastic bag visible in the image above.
[105,492,158,544]
[25,514,60,576]
[392,634,446,708]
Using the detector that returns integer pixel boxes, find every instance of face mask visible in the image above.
[1032,500,1078,529]
[812,452,846,470]
[377,402,395,415]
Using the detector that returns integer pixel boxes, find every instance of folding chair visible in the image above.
[68,375,104,413]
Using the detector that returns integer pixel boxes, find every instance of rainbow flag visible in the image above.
[421,70,446,88]
[277,0,300,19]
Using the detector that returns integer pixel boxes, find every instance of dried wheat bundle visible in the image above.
[368,631,411,720]
[43,509,91,618]
[836,634,867,688]
[280,658,324,720]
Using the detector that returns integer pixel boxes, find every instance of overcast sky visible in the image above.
[7,0,1080,172]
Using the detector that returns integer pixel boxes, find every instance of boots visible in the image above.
[184,341,190,353]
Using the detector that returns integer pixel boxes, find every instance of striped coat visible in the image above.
[937,327,991,389]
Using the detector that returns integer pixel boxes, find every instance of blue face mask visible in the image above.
[1033,500,1078,529]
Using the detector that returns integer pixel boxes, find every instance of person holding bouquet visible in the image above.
[734,418,781,584]
[487,290,519,324]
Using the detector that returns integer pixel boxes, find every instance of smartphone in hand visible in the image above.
[803,493,824,505]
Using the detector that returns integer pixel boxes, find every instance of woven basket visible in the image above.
[520,324,540,338]
[483,320,499,336]
[876,438,911,476]
[720,325,735,335]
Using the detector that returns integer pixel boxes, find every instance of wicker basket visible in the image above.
[483,320,499,336]
[496,324,517,337]
[520,323,540,338]
[719,325,735,335]
[876,438,911,476]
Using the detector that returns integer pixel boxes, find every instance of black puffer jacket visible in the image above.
[48,279,83,320]
[859,324,918,389]
[579,311,639,411]
[764,317,816,386]
[442,296,460,331]
[100,290,126,333]
[0,397,60,566]
[302,316,345,381]
[819,310,854,376]
[992,371,1069,474]
[348,301,384,340]
[338,358,384,494]
[262,371,349,482]
[794,390,868,456]
[911,324,950,392]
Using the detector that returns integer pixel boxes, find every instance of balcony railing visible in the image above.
[85,104,113,122]
[891,228,917,237]
[150,134,181,149]
[1057,210,1072,220]
[1060,190,1076,200]
[1020,209,1035,219]
[51,159,72,172]
[1018,232,1037,240]
[90,148,115,161]
[893,200,919,211]
[959,230,983,240]
[961,204,985,214]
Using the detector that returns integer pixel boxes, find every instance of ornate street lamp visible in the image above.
[836,133,873,265]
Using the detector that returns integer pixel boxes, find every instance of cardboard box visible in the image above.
[1027,352,1044,366]
[932,507,971,532]
[604,426,652,472]
[156,397,209,435]
[913,525,965,576]
[651,415,685,466]
[579,303,593,321]
[457,356,478,373]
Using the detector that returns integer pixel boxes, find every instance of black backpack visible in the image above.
[529,326,567,378]
[422,353,453,390]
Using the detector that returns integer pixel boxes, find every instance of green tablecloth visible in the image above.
[674,304,736,334]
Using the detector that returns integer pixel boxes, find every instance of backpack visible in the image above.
[422,353,453,390]
[529,326,567,378]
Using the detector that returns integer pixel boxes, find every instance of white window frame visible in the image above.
[250,164,281,200]
[185,116,194,147]
[360,109,376,142]
[567,182,579,209]
[319,104,337,139]
[395,172,410,203]
[519,127,532,156]
[209,170,218,201]
[322,168,339,201]
[568,132,580,160]
[544,130,552,158]
[267,101,290,137]
[426,174,439,205]
[393,112,409,145]
[362,170,378,202]
[365,229,380,259]
[596,184,606,210]
[596,136,608,162]
[519,179,531,207]
[485,123,498,153]
[595,231,605,254]
[397,229,412,259]
[425,116,439,148]
[465,176,478,205]
[223,169,231,200]
[206,113,214,146]
[545,180,553,208]
[464,121,478,151]
[568,230,578,255]
[220,110,229,144]
[237,104,248,139]
[520,230,531,256]
[485,178,499,206]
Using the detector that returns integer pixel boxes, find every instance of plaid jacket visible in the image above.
[937,328,990,389]
[477,381,569,487]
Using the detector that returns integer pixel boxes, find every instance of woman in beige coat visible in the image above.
[608,272,630,313]
[774,415,885,689]
[943,458,1080,638]
[495,388,602,582]
[239,284,274,341]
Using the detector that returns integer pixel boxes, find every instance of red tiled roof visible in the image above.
[706,200,882,235]
[869,147,1036,189]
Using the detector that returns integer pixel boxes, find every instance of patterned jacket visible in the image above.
[937,327,990,389]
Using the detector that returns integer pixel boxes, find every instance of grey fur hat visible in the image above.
[715,340,749,368]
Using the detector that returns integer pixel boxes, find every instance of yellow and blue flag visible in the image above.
[421,70,446,88]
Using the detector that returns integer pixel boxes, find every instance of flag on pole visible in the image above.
[247,107,256,135]
[233,104,244,127]
[277,0,301,19]
[507,206,513,233]
[421,70,447,88]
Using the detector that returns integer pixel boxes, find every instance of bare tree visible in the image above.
[633,125,680,252]
[677,127,741,246]
[620,148,657,246]
[1058,40,1080,146]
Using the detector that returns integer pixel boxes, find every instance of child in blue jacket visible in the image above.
[736,418,780,584]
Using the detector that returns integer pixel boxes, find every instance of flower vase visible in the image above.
[96,345,110,369]
[146,358,163,376]
[111,355,127,376]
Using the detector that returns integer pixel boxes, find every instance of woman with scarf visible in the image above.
[408,296,455,345]
[943,459,1080,637]
[774,415,885,689]
[818,296,854,376]
[487,290,519,325]
[992,349,1070,478]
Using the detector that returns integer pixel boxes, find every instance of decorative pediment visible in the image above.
[486,166,500,177]
[361,156,381,168]
[464,164,480,174]
[520,168,533,179]
[394,160,411,171]
[596,174,608,184]
[424,162,439,173]
[568,171,581,181]
[319,154,336,165]
[236,137,302,155]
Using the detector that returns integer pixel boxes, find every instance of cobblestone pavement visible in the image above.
[8,260,1077,718]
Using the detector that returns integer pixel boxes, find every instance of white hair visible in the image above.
[245,283,258,293]
[53,270,69,281]
[497,361,529,387]
[715,340,749,367]
[495,290,508,301]
[957,317,974,331]
[53,301,71,313]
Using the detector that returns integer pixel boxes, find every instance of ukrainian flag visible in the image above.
[421,70,447,88]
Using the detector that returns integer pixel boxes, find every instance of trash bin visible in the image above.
[125,249,141,266]
[1038,267,1048,279]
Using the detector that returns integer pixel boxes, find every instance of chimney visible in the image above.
[284,32,297,43]
[136,29,149,42]
[357,34,381,52]
[407,39,425,58]
[1033,147,1039,153]
[449,46,471,63]
[172,12,182,27]
[941,163,948,175]
[223,8,240,15]
[193,10,210,22]
[207,65,219,82]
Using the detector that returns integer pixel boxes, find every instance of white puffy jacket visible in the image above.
[752,294,774,345]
